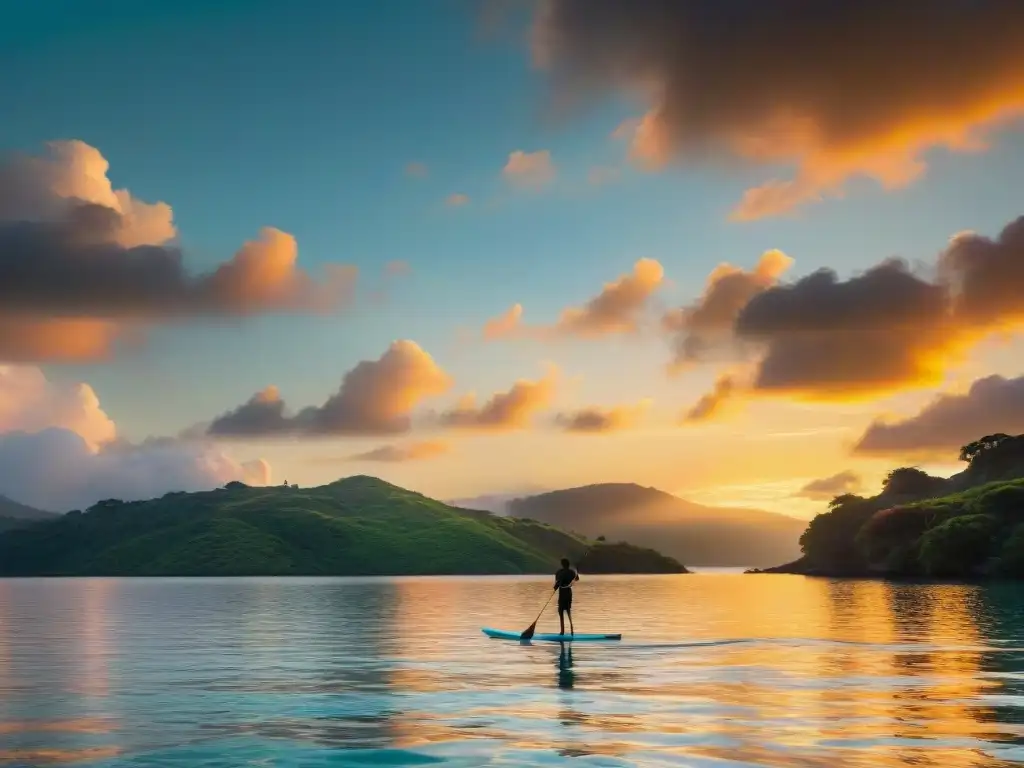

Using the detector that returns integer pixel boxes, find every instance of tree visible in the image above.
[959,434,1012,463]
[881,467,948,498]
[995,524,1024,577]
[829,493,864,509]
[799,495,876,570]
[918,514,996,578]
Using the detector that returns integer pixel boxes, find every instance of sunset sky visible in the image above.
[2,0,1024,515]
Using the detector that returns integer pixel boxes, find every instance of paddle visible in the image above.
[520,546,591,640]
[519,589,556,640]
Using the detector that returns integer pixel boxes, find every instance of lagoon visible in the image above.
[1,573,1023,766]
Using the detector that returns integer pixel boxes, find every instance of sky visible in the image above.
[2,0,1024,515]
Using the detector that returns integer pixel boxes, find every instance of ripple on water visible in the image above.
[1,575,1023,767]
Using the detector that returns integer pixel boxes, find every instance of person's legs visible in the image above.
[567,607,574,636]
[558,606,566,635]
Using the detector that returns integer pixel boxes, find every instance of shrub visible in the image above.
[993,524,1024,578]
[918,514,997,578]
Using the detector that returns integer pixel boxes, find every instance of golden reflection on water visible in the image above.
[0,746,122,764]
[370,575,1024,766]
[70,578,114,698]
[2,575,1023,767]
[0,581,10,696]
[0,717,114,735]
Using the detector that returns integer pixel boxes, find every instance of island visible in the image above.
[748,433,1024,580]
[0,475,688,577]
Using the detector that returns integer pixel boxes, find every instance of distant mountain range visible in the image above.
[500,483,806,568]
[0,494,59,533]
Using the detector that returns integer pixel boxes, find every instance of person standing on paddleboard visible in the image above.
[553,558,579,636]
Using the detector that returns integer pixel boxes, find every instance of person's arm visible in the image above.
[573,569,580,583]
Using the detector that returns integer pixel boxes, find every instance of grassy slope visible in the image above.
[0,476,687,577]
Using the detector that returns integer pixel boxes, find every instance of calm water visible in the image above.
[2,574,1024,767]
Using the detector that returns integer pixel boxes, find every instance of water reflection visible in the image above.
[555,642,574,690]
[0,575,1023,767]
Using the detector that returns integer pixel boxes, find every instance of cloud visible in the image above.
[587,166,620,186]
[555,399,650,433]
[663,250,792,368]
[681,374,740,424]
[405,161,429,178]
[0,140,358,362]
[0,365,116,450]
[503,149,556,188]
[207,340,453,438]
[482,303,524,340]
[555,257,665,336]
[0,139,176,248]
[0,365,269,511]
[530,0,1024,218]
[347,441,451,463]
[0,317,127,364]
[439,367,557,431]
[734,259,956,399]
[446,193,470,207]
[484,258,665,340]
[854,374,1024,456]
[794,471,864,501]
[673,214,1024,401]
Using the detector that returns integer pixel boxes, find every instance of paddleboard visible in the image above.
[482,627,622,642]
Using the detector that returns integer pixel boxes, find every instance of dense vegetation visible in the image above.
[506,483,805,567]
[754,433,1024,579]
[0,476,687,577]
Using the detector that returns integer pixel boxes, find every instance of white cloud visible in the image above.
[0,365,270,511]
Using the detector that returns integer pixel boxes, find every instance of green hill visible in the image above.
[506,483,805,567]
[0,476,687,577]
[752,433,1024,579]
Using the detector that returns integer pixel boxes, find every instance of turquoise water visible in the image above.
[2,574,1024,766]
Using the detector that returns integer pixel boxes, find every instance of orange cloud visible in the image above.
[0,317,126,364]
[793,471,864,501]
[664,250,792,369]
[531,1,1024,217]
[439,367,557,431]
[484,258,665,340]
[0,139,176,248]
[348,441,451,463]
[445,193,470,207]
[0,140,359,363]
[482,303,524,340]
[681,374,740,424]
[670,213,1024,403]
[203,228,358,315]
[207,340,452,438]
[555,399,651,433]
[502,149,556,188]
